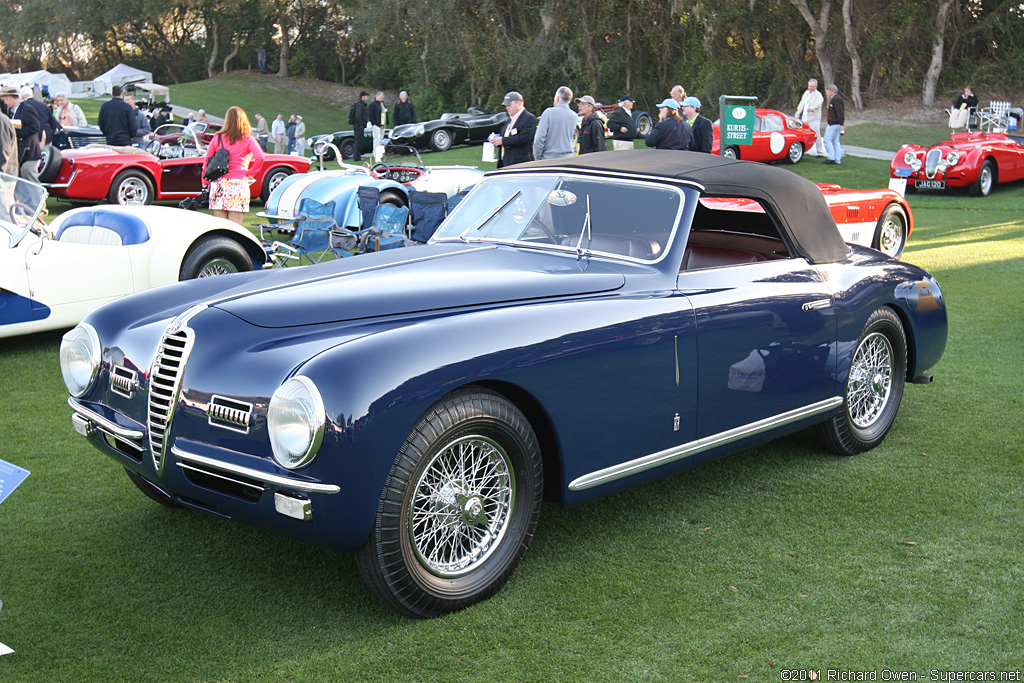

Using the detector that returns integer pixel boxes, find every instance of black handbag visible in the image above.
[203,134,230,181]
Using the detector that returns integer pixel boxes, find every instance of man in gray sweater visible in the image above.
[533,86,578,160]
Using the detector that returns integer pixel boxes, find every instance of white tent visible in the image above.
[0,70,74,95]
[93,64,153,94]
[131,82,171,102]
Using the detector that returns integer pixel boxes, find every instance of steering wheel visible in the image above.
[9,201,47,235]
[530,218,559,244]
[371,163,391,179]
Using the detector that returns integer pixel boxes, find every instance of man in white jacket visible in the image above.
[795,78,825,157]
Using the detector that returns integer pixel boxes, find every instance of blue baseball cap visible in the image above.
[681,96,702,108]
[656,98,679,110]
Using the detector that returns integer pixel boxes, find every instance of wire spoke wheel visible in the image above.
[409,436,513,577]
[846,332,893,429]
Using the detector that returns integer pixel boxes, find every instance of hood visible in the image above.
[213,244,626,328]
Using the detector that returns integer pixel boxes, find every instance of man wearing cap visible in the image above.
[294,115,306,154]
[645,98,692,151]
[533,86,578,161]
[98,85,137,147]
[607,95,637,151]
[1,85,44,182]
[349,92,369,161]
[490,91,536,168]
[576,95,605,155]
[680,96,713,153]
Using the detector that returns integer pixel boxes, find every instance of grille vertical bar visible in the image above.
[148,326,195,475]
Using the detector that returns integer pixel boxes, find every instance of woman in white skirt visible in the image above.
[202,106,265,224]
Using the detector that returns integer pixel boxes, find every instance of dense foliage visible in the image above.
[2,0,1022,118]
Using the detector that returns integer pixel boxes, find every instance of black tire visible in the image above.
[261,166,294,204]
[355,387,543,618]
[786,141,804,164]
[125,468,183,509]
[722,146,740,160]
[634,112,653,137]
[429,128,452,152]
[340,139,355,160]
[815,308,907,456]
[968,159,995,197]
[38,145,63,183]
[872,203,908,259]
[178,235,254,280]
[379,190,407,209]
[107,169,154,205]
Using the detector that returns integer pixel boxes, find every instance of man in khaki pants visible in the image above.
[607,95,637,151]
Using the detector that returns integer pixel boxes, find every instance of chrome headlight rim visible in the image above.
[903,150,919,166]
[945,150,960,166]
[268,375,326,470]
[60,324,101,398]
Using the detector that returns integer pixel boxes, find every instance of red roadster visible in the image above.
[42,127,311,206]
[711,108,818,164]
[890,131,1024,197]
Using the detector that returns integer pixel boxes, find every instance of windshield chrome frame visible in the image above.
[431,171,688,266]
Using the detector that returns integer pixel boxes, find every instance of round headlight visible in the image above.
[268,376,325,469]
[945,151,960,165]
[60,324,101,397]
[903,151,918,165]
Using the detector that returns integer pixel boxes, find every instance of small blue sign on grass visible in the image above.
[0,459,30,506]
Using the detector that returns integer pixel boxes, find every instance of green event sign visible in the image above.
[718,95,759,151]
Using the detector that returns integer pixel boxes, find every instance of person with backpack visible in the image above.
[645,98,692,151]
[348,91,369,161]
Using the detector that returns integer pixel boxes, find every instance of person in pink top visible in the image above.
[202,106,265,224]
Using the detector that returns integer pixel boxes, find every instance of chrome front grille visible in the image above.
[110,365,138,398]
[148,325,195,474]
[925,148,943,178]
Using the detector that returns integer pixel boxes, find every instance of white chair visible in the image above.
[978,101,1011,131]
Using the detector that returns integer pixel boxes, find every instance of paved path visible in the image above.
[842,144,892,160]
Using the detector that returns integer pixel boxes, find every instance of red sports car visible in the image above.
[711,108,818,164]
[702,183,912,259]
[42,128,311,206]
[890,131,1024,197]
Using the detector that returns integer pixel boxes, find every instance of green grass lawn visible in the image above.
[3,81,1023,680]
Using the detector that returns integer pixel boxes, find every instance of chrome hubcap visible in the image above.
[118,179,148,204]
[409,435,514,577]
[879,217,904,256]
[980,168,992,194]
[847,332,893,428]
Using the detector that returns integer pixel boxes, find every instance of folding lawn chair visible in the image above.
[256,198,340,267]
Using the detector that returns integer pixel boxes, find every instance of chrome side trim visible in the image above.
[68,397,145,441]
[568,397,843,492]
[170,446,341,495]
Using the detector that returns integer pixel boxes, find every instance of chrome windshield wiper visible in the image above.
[458,190,521,242]
[574,195,592,259]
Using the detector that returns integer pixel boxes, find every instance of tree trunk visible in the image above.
[277,12,290,78]
[842,0,863,109]
[207,22,219,79]
[789,0,834,89]
[222,35,241,74]
[923,0,956,106]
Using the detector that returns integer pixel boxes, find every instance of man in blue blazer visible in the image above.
[0,86,42,183]
[491,91,537,168]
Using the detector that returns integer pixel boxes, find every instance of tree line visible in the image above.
[2,0,1021,119]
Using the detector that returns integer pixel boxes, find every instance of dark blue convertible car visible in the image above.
[62,151,947,618]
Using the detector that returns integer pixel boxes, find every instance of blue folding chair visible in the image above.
[408,190,448,243]
[363,204,411,252]
[257,198,339,267]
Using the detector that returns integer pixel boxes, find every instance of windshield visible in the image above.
[1,172,48,248]
[433,174,683,263]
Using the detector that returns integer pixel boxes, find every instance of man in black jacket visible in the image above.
[368,92,388,159]
[349,91,369,161]
[98,85,137,146]
[1,86,43,183]
[823,84,845,165]
[680,97,713,153]
[607,95,637,151]
[576,95,606,154]
[394,91,417,127]
[491,91,537,168]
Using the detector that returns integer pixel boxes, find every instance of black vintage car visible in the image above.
[306,128,377,161]
[390,108,510,152]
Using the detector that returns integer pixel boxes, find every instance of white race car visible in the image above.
[1,173,266,338]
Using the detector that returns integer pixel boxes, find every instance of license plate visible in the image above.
[916,179,945,190]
